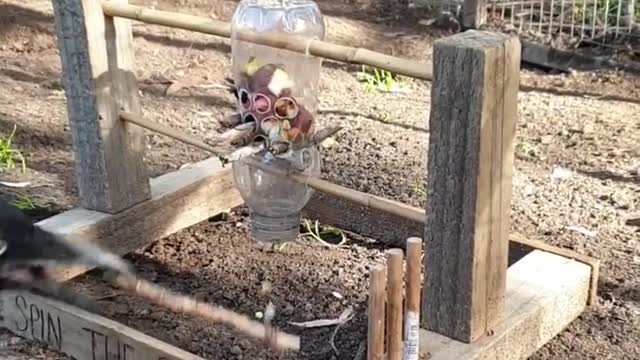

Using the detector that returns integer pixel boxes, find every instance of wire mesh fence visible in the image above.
[415,0,639,48]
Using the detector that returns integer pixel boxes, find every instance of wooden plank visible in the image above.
[0,290,205,360]
[302,194,600,306]
[421,30,520,343]
[51,0,150,213]
[37,156,242,282]
[462,0,488,28]
[418,249,592,360]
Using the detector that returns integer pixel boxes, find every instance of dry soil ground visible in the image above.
[0,0,639,359]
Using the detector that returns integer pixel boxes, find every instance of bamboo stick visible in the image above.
[403,237,422,360]
[386,249,404,360]
[119,111,427,224]
[106,271,300,351]
[367,264,386,360]
[100,1,433,80]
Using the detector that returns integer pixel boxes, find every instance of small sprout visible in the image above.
[0,124,27,173]
[301,219,347,247]
[10,193,36,210]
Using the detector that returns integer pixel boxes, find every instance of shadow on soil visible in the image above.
[0,4,53,36]
[74,241,372,359]
[576,168,640,185]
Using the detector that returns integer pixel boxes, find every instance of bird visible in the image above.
[0,197,134,311]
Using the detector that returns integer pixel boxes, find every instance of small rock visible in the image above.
[540,134,553,144]
[230,345,243,355]
[148,311,164,321]
[321,137,337,148]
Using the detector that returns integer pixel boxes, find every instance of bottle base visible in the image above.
[249,212,301,244]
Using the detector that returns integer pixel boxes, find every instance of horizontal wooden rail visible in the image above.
[100,1,433,80]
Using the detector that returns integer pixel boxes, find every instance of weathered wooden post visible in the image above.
[422,30,520,343]
[462,0,488,29]
[51,0,150,213]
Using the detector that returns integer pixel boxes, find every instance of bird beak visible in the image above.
[20,225,132,275]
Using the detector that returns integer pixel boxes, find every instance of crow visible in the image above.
[0,197,133,311]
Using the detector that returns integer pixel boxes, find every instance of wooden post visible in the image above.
[367,264,386,360]
[386,249,404,360]
[462,0,488,29]
[51,0,150,213]
[403,237,422,360]
[422,30,520,343]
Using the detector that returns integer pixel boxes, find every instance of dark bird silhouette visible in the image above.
[0,198,133,311]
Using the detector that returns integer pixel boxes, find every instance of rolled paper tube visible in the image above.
[238,88,252,111]
[242,112,257,124]
[252,93,272,114]
[274,97,299,120]
[260,116,280,134]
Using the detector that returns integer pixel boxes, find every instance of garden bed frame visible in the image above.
[0,1,599,359]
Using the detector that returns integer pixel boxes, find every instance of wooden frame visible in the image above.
[0,1,599,360]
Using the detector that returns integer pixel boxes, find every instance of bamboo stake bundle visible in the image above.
[100,1,433,80]
[105,271,300,351]
[366,240,424,360]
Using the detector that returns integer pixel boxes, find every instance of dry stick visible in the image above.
[403,237,422,360]
[108,272,300,351]
[119,111,426,224]
[100,1,433,81]
[386,249,404,360]
[367,264,386,360]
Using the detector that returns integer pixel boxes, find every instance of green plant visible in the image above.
[357,65,399,93]
[301,219,347,247]
[0,124,26,173]
[573,0,640,28]
[10,193,36,210]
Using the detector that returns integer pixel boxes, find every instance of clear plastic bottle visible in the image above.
[229,0,325,246]
[230,0,326,117]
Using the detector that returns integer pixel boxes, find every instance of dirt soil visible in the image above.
[1,0,639,359]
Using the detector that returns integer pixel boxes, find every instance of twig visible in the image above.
[106,272,300,351]
[329,310,355,356]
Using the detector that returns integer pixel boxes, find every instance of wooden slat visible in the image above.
[418,250,592,360]
[37,156,243,282]
[0,290,205,360]
[422,30,521,343]
[51,0,150,213]
[302,194,600,307]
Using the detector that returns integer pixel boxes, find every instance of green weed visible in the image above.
[10,193,36,210]
[0,124,27,173]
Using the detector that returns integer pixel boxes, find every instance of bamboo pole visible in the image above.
[367,264,387,360]
[119,111,427,224]
[403,237,422,360]
[386,249,404,360]
[100,1,433,81]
